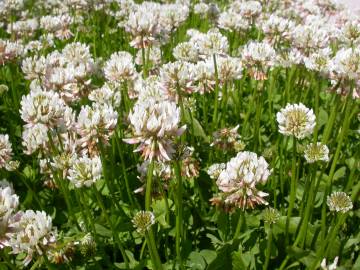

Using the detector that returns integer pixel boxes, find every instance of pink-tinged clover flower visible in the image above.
[124,98,186,161]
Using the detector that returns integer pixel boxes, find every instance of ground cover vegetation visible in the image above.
[0,0,359,269]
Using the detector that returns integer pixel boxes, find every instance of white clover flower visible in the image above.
[38,43,94,103]
[79,233,97,257]
[132,211,155,235]
[115,0,136,25]
[0,182,19,247]
[217,11,250,32]
[68,155,102,188]
[20,88,71,128]
[208,55,243,83]
[330,48,360,80]
[21,55,47,80]
[304,142,329,163]
[0,39,24,65]
[211,125,242,150]
[159,61,197,99]
[190,28,229,58]
[62,42,94,73]
[194,3,209,17]
[159,3,189,32]
[173,42,199,62]
[327,192,353,213]
[40,14,73,40]
[124,3,161,48]
[241,41,276,80]
[242,41,277,67]
[261,14,294,41]
[290,22,330,52]
[230,0,262,19]
[0,135,13,170]
[22,123,49,155]
[76,104,118,153]
[88,83,121,108]
[7,18,38,37]
[135,159,174,194]
[104,51,137,83]
[339,20,360,46]
[211,151,271,210]
[24,41,43,54]
[276,103,316,139]
[194,60,216,93]
[0,84,8,95]
[303,47,332,74]
[124,98,186,161]
[7,210,57,266]
[207,163,226,180]
[0,0,24,15]
[134,75,166,101]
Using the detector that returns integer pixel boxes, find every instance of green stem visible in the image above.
[253,86,263,151]
[145,161,154,211]
[294,164,317,247]
[233,210,244,240]
[268,70,277,132]
[174,160,184,269]
[115,134,136,208]
[327,97,353,186]
[145,229,164,270]
[321,95,339,144]
[285,138,297,245]
[263,224,273,270]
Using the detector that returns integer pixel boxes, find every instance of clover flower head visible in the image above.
[277,103,316,139]
[190,28,229,58]
[330,47,360,80]
[207,163,226,180]
[0,182,19,246]
[80,233,97,257]
[263,207,281,224]
[124,98,186,161]
[211,151,271,210]
[104,51,137,83]
[211,125,243,150]
[7,210,57,266]
[0,135,14,170]
[173,42,199,62]
[20,88,70,128]
[0,39,24,65]
[76,104,118,153]
[68,155,102,188]
[88,83,121,108]
[132,211,155,235]
[124,4,161,48]
[304,142,329,163]
[22,123,49,155]
[327,192,353,213]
